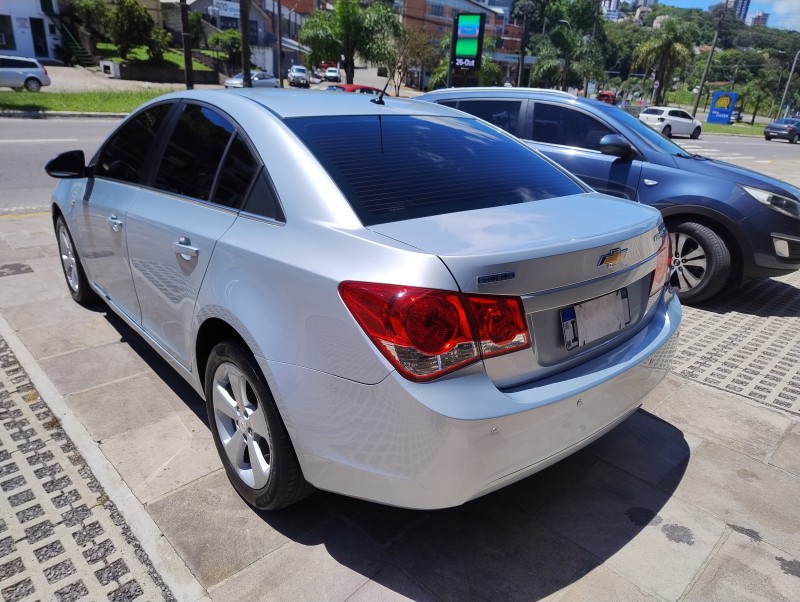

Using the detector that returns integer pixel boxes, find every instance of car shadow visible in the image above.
[697,277,800,317]
[247,410,690,599]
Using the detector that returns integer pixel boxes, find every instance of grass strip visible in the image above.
[702,122,765,136]
[0,90,175,113]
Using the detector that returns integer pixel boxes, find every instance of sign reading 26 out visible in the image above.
[450,14,485,72]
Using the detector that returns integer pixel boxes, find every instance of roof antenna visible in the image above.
[371,74,392,106]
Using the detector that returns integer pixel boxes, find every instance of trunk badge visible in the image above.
[598,247,628,268]
[477,271,515,285]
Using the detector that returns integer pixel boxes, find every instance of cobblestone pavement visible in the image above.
[675,270,800,417]
[0,337,173,602]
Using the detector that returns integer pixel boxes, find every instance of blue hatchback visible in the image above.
[417,88,800,304]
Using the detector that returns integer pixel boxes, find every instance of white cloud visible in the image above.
[763,0,800,31]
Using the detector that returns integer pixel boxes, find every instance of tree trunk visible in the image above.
[241,0,252,87]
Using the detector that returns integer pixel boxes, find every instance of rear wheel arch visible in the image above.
[195,318,251,385]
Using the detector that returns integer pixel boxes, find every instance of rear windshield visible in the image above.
[286,115,584,226]
[641,108,664,115]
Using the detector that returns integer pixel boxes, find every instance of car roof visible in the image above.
[150,88,470,120]
[422,86,574,98]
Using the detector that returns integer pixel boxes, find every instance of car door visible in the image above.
[525,102,642,200]
[0,58,26,88]
[124,102,260,369]
[668,109,693,136]
[77,103,175,324]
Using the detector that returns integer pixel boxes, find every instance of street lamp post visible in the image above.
[779,49,800,119]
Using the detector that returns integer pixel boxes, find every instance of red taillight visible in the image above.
[339,282,530,381]
[43,66,48,76]
[649,234,671,297]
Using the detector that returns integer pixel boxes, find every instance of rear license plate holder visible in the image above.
[561,288,630,351]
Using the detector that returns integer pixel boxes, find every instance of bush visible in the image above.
[189,11,206,49]
[109,0,153,59]
[72,0,109,32]
[147,27,173,62]
[209,29,242,65]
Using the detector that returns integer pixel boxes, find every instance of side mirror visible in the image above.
[598,134,633,158]
[45,150,87,179]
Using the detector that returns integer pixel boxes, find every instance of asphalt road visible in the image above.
[1,120,798,215]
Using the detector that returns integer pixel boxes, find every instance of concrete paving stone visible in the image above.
[5,232,57,251]
[0,242,52,263]
[67,372,191,443]
[208,517,384,602]
[669,441,800,559]
[684,530,800,602]
[652,381,792,462]
[586,409,703,490]
[38,342,151,396]
[535,460,727,601]
[100,409,220,504]
[386,501,596,601]
[0,269,65,310]
[541,564,660,602]
[15,311,122,361]
[146,469,325,589]
[639,373,691,413]
[769,420,800,477]
[347,565,438,601]
[1,296,104,334]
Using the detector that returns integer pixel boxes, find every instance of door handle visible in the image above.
[173,237,199,260]
[107,215,123,231]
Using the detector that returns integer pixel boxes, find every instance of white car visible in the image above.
[639,106,702,139]
[324,66,341,82]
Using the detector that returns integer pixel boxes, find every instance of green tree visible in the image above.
[72,0,108,33]
[189,10,206,49]
[146,26,172,62]
[383,25,438,96]
[741,80,772,124]
[633,17,694,105]
[108,0,154,60]
[299,0,402,84]
[528,24,602,91]
[209,29,242,67]
[428,32,502,89]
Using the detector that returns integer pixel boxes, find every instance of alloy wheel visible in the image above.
[669,231,707,293]
[211,361,273,489]
[58,224,80,294]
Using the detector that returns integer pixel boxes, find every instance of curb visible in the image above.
[0,110,128,119]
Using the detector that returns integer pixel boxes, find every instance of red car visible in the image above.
[325,84,386,96]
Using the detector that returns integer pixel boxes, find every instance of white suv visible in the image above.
[0,54,51,92]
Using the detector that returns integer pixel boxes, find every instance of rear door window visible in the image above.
[445,99,522,135]
[531,103,613,151]
[286,115,583,226]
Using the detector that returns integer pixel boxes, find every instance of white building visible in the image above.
[0,0,63,61]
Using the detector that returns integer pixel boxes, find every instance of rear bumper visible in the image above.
[260,292,681,509]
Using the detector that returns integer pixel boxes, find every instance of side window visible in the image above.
[242,169,284,222]
[212,134,259,208]
[155,104,235,201]
[95,104,172,184]
[679,111,693,120]
[437,100,459,109]
[532,104,612,151]
[451,99,521,134]
[668,110,682,118]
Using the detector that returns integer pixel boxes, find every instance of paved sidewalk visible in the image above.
[0,336,171,601]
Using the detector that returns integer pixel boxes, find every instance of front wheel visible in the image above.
[669,222,731,304]
[691,126,701,140]
[55,216,97,304]
[205,341,312,510]
[662,125,672,138]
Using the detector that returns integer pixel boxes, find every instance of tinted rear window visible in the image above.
[642,108,664,115]
[286,115,583,226]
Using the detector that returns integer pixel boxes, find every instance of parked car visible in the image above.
[324,83,384,95]
[287,65,309,88]
[417,87,800,304]
[729,110,744,124]
[324,66,341,82]
[223,71,279,88]
[0,54,50,92]
[45,89,679,511]
[764,118,800,143]
[638,106,702,139]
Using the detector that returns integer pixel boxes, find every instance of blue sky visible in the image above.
[659,0,799,30]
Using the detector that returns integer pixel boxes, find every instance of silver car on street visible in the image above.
[0,54,51,92]
[46,90,680,510]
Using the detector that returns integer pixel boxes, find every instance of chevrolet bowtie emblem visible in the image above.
[598,247,628,268]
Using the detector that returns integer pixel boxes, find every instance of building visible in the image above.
[750,10,768,27]
[726,0,750,22]
[0,0,64,60]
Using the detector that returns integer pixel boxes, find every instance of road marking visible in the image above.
[0,138,79,143]
[0,210,50,219]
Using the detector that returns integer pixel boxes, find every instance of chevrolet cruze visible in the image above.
[46,90,680,510]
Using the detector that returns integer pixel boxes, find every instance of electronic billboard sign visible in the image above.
[451,13,485,71]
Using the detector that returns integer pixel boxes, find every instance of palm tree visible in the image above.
[529,25,602,91]
[633,18,694,105]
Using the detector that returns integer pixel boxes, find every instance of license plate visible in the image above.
[561,288,630,351]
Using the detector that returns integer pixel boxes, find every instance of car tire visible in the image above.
[662,125,672,138]
[791,134,799,144]
[55,216,97,304]
[669,222,731,304]
[205,341,313,510]
[691,126,701,139]
[24,78,41,92]
[765,135,772,141]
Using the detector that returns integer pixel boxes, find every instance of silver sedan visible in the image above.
[46,90,680,510]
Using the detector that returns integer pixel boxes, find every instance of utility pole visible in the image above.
[276,0,284,87]
[179,0,194,90]
[779,49,800,119]
[516,12,527,87]
[692,4,726,118]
